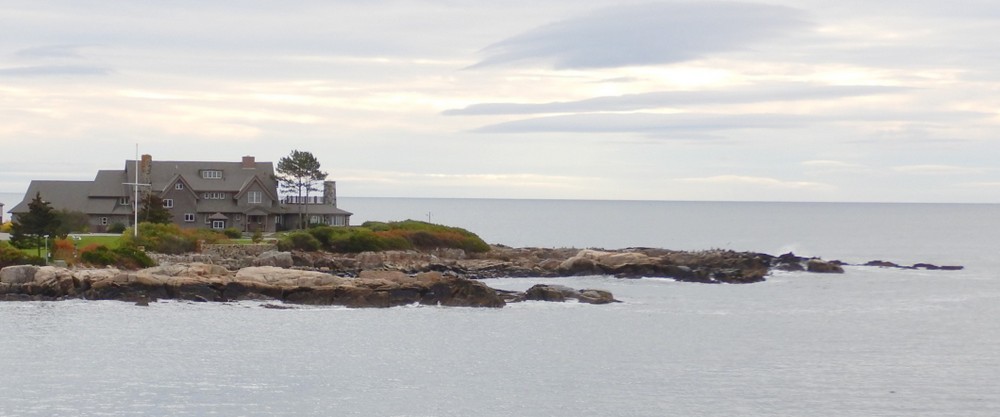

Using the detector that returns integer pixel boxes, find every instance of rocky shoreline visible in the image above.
[0,246,963,307]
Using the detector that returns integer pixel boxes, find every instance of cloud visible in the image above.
[472,1,811,69]
[677,175,831,190]
[444,84,908,116]
[892,165,988,175]
[0,65,112,77]
[15,44,88,59]
[473,112,801,134]
[472,108,990,135]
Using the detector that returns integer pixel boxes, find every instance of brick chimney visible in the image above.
[140,154,152,186]
[242,156,255,169]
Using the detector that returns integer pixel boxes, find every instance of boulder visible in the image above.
[806,259,845,274]
[523,284,619,304]
[235,266,350,287]
[1,265,39,285]
[254,251,294,268]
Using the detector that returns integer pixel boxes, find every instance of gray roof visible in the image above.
[90,170,129,197]
[9,181,93,214]
[281,204,353,216]
[123,159,277,194]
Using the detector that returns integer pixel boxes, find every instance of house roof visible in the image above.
[90,170,129,197]
[282,204,353,216]
[123,159,278,194]
[9,181,94,214]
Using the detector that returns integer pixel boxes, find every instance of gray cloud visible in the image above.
[472,1,811,69]
[15,44,88,59]
[445,84,909,115]
[473,110,990,135]
[0,65,112,77]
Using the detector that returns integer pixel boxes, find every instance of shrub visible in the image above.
[222,227,243,239]
[0,221,12,233]
[121,222,229,254]
[79,244,155,269]
[251,230,263,243]
[276,231,321,252]
[52,238,78,266]
[0,241,44,268]
[107,223,127,234]
[80,245,118,267]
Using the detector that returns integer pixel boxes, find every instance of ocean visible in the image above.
[1,197,998,416]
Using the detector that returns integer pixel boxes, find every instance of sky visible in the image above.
[2,0,1000,203]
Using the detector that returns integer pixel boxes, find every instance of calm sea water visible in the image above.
[2,197,999,416]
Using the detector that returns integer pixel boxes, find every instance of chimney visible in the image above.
[242,155,255,169]
[140,154,152,186]
[323,181,337,207]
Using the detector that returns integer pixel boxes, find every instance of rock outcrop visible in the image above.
[0,264,516,308]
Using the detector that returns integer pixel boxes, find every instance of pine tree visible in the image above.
[139,194,172,224]
[9,192,60,257]
[274,150,327,229]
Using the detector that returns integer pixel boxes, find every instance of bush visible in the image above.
[276,231,321,251]
[121,222,229,254]
[0,221,12,233]
[251,230,263,243]
[80,244,155,269]
[276,221,490,254]
[107,223,127,234]
[222,227,243,239]
[52,238,78,266]
[0,241,44,268]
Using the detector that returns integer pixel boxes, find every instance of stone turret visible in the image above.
[323,181,337,207]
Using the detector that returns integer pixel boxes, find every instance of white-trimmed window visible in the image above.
[100,217,108,225]
[248,191,262,204]
[201,170,222,179]
[118,197,130,206]
[175,183,184,190]
[212,220,225,230]
[203,192,227,200]
[310,215,322,225]
[275,216,281,224]
[163,199,174,208]
[184,213,195,222]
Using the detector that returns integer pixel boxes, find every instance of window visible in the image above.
[248,191,262,204]
[203,192,226,200]
[163,199,174,208]
[184,213,195,222]
[201,170,222,179]
[212,220,225,230]
[310,215,322,225]
[118,197,130,206]
[205,215,211,224]
[175,183,184,190]
[275,216,281,224]
[100,217,108,225]
[235,214,242,221]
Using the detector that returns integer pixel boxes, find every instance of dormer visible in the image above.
[200,169,223,179]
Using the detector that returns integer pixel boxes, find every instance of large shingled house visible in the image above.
[7,155,351,233]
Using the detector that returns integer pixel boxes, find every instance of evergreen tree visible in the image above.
[9,192,60,257]
[139,194,173,224]
[274,150,327,229]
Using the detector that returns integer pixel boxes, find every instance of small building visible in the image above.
[7,155,351,233]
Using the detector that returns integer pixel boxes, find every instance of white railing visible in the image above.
[283,196,326,204]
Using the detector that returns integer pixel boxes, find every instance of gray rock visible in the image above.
[0,265,39,285]
[253,251,294,268]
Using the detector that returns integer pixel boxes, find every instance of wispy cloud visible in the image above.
[445,84,908,116]
[15,44,89,59]
[892,164,989,175]
[472,2,811,69]
[677,175,832,190]
[0,65,112,77]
